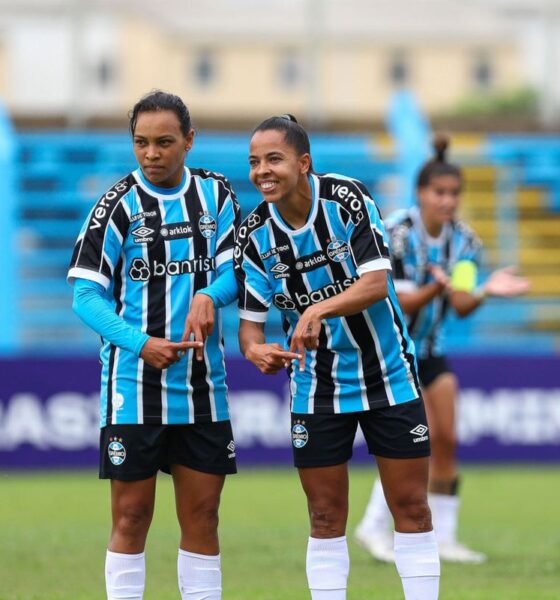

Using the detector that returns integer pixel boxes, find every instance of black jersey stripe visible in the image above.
[105,344,117,426]
[271,217,337,412]
[315,204,389,407]
[183,181,212,421]
[71,175,134,274]
[138,188,165,424]
[387,293,421,394]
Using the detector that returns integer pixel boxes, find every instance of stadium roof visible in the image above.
[0,0,545,44]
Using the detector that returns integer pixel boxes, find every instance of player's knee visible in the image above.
[391,492,432,532]
[114,503,153,538]
[308,499,347,536]
[186,497,221,532]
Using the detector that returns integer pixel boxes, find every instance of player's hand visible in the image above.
[428,264,451,291]
[245,342,301,375]
[183,293,215,361]
[141,337,203,370]
[483,266,530,298]
[289,307,323,372]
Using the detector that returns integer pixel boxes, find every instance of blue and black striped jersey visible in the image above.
[68,167,240,426]
[234,173,420,414]
[385,205,482,358]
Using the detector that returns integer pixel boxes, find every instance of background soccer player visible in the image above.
[67,91,240,600]
[354,135,530,564]
[235,115,440,600]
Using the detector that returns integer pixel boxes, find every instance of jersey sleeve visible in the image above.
[234,230,272,323]
[387,221,418,293]
[67,177,132,289]
[72,278,149,355]
[344,181,392,276]
[457,224,482,266]
[215,178,241,270]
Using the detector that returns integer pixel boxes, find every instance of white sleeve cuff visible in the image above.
[239,308,268,323]
[393,279,418,293]
[216,248,233,269]
[67,267,111,289]
[356,257,392,277]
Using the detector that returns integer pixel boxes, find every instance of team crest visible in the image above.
[327,240,350,263]
[108,437,126,465]
[292,422,309,448]
[198,214,217,239]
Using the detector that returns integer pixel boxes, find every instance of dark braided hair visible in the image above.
[252,114,313,170]
[416,134,462,189]
[129,90,192,137]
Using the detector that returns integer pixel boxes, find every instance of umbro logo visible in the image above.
[270,262,290,279]
[131,226,155,243]
[410,424,429,443]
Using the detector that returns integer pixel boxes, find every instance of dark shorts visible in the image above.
[99,421,237,481]
[291,398,431,468]
[417,354,452,388]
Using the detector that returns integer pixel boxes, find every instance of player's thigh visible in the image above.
[423,373,458,442]
[110,476,158,526]
[298,462,350,509]
[171,464,226,527]
[376,455,429,506]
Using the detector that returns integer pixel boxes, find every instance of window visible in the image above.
[473,53,493,90]
[278,50,302,89]
[389,51,409,86]
[194,50,215,87]
[96,58,115,88]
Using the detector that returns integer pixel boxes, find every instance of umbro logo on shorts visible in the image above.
[227,440,236,459]
[410,424,429,443]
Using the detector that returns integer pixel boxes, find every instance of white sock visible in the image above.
[105,550,145,600]
[178,549,222,600]
[429,493,459,544]
[306,536,350,599]
[394,531,440,600]
[358,478,392,534]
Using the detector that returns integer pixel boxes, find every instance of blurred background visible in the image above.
[0,0,559,466]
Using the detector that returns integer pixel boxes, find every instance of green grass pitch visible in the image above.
[1,466,558,599]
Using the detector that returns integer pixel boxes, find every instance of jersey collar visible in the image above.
[268,173,319,235]
[133,166,191,199]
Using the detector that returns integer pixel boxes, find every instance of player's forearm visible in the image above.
[197,260,239,309]
[313,271,388,319]
[238,319,266,357]
[397,282,446,314]
[72,278,150,356]
[449,290,482,318]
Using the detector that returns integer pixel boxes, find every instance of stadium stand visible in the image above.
[4,130,559,355]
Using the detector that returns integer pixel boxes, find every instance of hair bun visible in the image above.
[280,113,298,123]
[432,133,450,162]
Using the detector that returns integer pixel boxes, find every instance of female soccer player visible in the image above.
[68,91,240,600]
[354,135,530,564]
[235,115,440,599]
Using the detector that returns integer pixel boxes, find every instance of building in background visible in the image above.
[0,0,556,129]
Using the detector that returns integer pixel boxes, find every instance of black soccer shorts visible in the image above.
[417,354,453,388]
[99,421,237,480]
[291,398,431,468]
